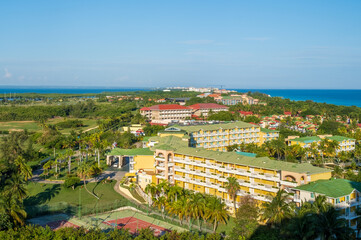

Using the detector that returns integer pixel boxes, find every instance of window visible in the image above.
[311,193,314,198]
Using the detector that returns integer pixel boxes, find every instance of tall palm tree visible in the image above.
[77,162,99,200]
[270,139,285,160]
[205,196,228,232]
[66,149,74,174]
[14,156,32,181]
[153,196,167,219]
[188,192,206,230]
[4,174,27,200]
[310,142,319,162]
[315,207,352,240]
[224,176,240,211]
[262,189,295,227]
[167,184,183,202]
[168,196,188,225]
[145,183,158,207]
[311,195,331,214]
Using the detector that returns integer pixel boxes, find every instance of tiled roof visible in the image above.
[145,104,191,110]
[177,121,256,132]
[189,103,228,110]
[108,148,154,156]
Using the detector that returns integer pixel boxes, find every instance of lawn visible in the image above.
[24,181,134,218]
[0,118,99,134]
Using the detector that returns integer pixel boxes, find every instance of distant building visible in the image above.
[188,103,229,117]
[140,104,193,123]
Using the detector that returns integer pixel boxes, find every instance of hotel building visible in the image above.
[288,135,356,154]
[294,178,361,236]
[152,135,332,211]
[140,104,193,123]
[188,103,229,117]
[178,121,279,151]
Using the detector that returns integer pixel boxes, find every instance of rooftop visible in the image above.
[188,103,229,110]
[289,136,321,143]
[294,178,361,198]
[177,121,256,132]
[146,104,191,110]
[150,135,330,175]
[261,128,279,133]
[326,135,355,142]
[108,148,154,156]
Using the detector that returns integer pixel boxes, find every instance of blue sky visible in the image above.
[0,0,361,88]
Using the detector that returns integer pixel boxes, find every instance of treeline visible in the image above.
[0,100,137,121]
[0,226,224,240]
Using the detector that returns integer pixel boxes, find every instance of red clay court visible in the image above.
[103,217,169,236]
[41,220,80,230]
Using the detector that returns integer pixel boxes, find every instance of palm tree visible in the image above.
[0,194,27,226]
[66,149,74,174]
[224,176,240,211]
[318,139,329,164]
[167,184,183,202]
[269,139,285,160]
[332,166,344,178]
[14,156,32,181]
[153,196,167,219]
[4,174,27,200]
[311,195,331,214]
[262,189,295,227]
[188,192,206,230]
[205,196,228,232]
[77,162,99,200]
[168,196,188,225]
[315,207,352,240]
[310,142,319,162]
[145,182,159,206]
[285,214,317,240]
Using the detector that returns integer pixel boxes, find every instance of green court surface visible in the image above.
[74,209,186,232]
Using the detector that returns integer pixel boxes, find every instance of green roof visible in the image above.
[261,128,279,133]
[150,136,330,175]
[326,136,355,142]
[142,136,151,142]
[289,136,321,143]
[177,121,256,133]
[294,178,361,198]
[108,148,154,156]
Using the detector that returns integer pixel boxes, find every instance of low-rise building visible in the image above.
[288,135,356,154]
[106,148,155,173]
[140,104,193,123]
[293,178,361,235]
[188,103,229,117]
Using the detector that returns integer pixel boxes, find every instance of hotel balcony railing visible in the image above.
[155,157,165,161]
[280,180,298,187]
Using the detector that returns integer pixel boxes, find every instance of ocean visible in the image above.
[233,89,361,107]
[0,87,360,108]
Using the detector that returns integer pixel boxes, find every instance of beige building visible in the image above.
[140,104,193,123]
[188,103,229,117]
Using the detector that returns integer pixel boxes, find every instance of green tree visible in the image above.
[224,176,240,211]
[262,189,295,227]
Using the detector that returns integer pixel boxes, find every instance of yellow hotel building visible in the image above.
[151,135,332,211]
[177,121,279,152]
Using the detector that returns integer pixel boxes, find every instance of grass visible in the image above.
[0,118,98,134]
[25,181,131,212]
[120,185,146,203]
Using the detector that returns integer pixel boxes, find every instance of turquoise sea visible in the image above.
[233,89,361,107]
[0,87,361,107]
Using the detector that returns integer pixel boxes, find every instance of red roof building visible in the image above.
[140,104,192,123]
[188,103,229,117]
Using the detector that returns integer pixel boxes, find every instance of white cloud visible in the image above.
[4,68,12,78]
[178,40,214,45]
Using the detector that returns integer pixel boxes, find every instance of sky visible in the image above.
[0,0,361,89]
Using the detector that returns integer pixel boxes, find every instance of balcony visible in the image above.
[280,180,298,187]
[155,157,165,161]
